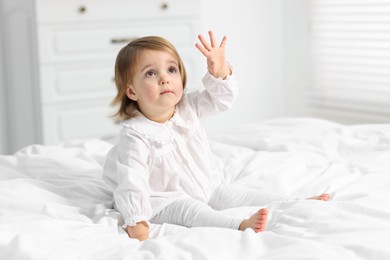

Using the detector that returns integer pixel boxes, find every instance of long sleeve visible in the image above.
[109,129,153,227]
[186,68,239,118]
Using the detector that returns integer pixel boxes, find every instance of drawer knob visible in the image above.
[78,6,87,14]
[111,37,138,44]
[161,3,169,10]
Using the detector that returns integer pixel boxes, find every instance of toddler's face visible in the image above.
[127,50,183,122]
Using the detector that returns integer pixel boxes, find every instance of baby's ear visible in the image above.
[126,84,137,101]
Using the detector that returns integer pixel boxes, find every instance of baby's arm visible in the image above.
[126,221,149,241]
[195,31,231,79]
[112,131,154,241]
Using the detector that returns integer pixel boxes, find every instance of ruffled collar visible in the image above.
[120,97,195,142]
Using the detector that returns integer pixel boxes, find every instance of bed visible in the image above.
[1,117,390,260]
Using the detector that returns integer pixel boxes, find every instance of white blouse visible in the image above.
[103,71,238,227]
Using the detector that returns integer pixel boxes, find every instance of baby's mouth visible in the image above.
[161,90,174,95]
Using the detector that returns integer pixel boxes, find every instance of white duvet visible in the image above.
[1,117,390,260]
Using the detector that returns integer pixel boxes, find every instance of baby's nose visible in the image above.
[160,75,170,85]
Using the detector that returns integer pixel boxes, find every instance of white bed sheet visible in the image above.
[1,117,390,260]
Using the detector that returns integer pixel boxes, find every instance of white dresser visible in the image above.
[1,0,202,151]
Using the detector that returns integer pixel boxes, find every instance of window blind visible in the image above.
[308,0,390,119]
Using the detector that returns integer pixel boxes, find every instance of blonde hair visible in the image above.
[111,36,187,121]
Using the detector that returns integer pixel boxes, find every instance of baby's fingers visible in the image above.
[219,35,227,48]
[195,42,209,57]
[197,34,211,51]
[209,31,217,48]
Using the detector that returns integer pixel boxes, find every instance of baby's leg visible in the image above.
[209,185,287,210]
[306,193,330,201]
[239,208,268,232]
[237,193,330,232]
[209,186,331,210]
[151,198,242,230]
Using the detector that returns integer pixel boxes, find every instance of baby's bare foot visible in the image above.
[239,208,268,232]
[307,193,330,201]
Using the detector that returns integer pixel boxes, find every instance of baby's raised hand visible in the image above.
[195,31,231,79]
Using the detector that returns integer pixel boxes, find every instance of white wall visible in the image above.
[280,0,310,117]
[0,3,9,154]
[199,0,287,135]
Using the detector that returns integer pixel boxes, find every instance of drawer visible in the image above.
[37,21,196,63]
[42,102,119,144]
[39,62,116,103]
[35,0,200,23]
[39,56,202,105]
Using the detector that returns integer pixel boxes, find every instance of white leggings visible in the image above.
[151,185,286,230]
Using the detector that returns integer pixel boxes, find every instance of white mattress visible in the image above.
[1,117,390,260]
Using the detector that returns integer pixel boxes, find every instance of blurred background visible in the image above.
[1,0,389,154]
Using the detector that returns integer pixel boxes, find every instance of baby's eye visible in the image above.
[145,70,156,77]
[168,66,178,74]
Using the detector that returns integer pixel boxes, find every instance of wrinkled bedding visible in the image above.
[1,117,390,260]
